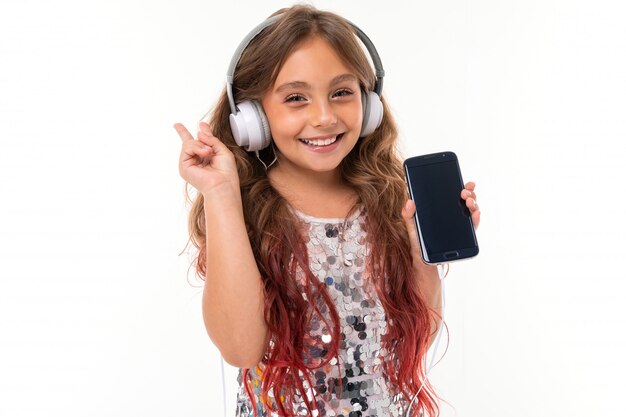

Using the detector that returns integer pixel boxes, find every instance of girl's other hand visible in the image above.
[460,181,480,230]
[173,122,239,195]
[401,181,481,267]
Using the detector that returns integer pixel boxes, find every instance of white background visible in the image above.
[1,0,625,416]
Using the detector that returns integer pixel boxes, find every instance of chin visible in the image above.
[314,157,353,173]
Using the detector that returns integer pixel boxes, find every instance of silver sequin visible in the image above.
[235,207,408,417]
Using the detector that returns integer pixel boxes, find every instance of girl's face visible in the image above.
[261,36,363,177]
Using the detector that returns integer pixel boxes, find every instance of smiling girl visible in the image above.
[174,5,480,417]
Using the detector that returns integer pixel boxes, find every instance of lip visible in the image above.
[299,132,344,141]
[298,133,344,153]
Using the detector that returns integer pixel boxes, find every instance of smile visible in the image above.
[298,133,344,147]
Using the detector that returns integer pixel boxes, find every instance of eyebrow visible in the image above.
[274,74,359,93]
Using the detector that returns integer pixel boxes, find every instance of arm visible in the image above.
[174,121,268,369]
[414,262,443,349]
[202,186,269,369]
[401,181,480,349]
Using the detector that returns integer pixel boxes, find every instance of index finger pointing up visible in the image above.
[173,123,194,142]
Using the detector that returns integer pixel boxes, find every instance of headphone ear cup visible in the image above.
[251,100,271,151]
[360,90,384,137]
[229,100,271,151]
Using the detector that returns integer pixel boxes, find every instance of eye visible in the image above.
[332,89,354,98]
[285,94,307,103]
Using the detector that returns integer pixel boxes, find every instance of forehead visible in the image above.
[272,36,357,88]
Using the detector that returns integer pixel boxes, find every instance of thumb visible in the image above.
[402,199,416,220]
[402,199,423,266]
[402,199,419,242]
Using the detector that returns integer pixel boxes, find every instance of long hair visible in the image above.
[183,5,442,416]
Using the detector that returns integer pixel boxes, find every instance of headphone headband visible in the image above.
[225,13,385,114]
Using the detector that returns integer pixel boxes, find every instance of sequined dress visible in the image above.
[235,206,409,417]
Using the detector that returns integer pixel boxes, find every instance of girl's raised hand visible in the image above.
[174,122,239,195]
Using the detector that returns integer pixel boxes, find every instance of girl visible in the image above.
[174,5,480,417]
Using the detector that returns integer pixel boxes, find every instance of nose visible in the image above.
[309,99,337,128]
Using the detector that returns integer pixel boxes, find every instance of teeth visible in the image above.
[301,135,338,146]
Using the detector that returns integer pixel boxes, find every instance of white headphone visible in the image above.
[225,13,386,152]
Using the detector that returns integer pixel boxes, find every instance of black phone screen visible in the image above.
[404,153,478,263]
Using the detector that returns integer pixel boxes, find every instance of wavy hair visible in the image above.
[183,4,443,416]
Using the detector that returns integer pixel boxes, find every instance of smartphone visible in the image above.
[403,151,479,264]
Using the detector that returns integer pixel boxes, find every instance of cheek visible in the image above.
[270,113,304,137]
[342,101,363,130]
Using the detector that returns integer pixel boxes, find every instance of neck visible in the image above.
[267,159,357,216]
[268,153,346,190]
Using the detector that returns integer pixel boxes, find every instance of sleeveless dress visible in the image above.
[234,206,409,417]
